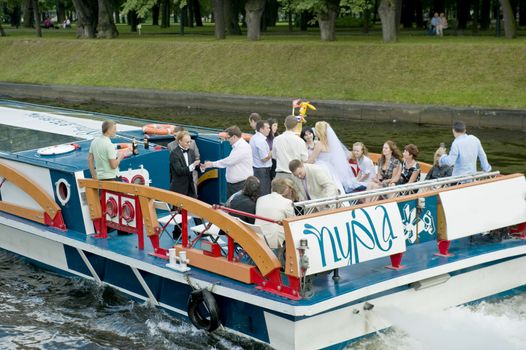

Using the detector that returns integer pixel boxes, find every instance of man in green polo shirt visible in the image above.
[88,120,129,180]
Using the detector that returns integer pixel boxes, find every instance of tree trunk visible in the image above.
[187,3,194,27]
[245,0,265,40]
[128,10,138,32]
[500,0,517,38]
[0,22,5,37]
[224,0,242,35]
[318,0,339,41]
[31,0,42,37]
[480,0,491,30]
[10,5,22,28]
[23,0,33,28]
[378,0,397,42]
[401,0,414,28]
[457,0,469,30]
[415,0,423,28]
[56,0,66,24]
[97,0,118,38]
[72,0,98,38]
[160,0,171,27]
[472,0,480,33]
[213,0,226,39]
[192,0,203,26]
[520,0,526,26]
[362,8,371,33]
[395,0,402,35]
[152,2,160,26]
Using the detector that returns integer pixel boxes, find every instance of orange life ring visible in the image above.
[142,124,176,135]
[117,143,132,158]
[218,132,252,142]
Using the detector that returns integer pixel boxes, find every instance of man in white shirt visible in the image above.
[204,126,253,198]
[272,115,308,182]
[255,178,296,249]
[250,120,272,195]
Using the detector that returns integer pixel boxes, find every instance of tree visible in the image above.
[31,0,41,37]
[500,0,517,38]
[378,0,397,42]
[282,0,343,41]
[245,0,265,40]
[97,0,118,37]
[72,0,98,38]
[212,0,226,38]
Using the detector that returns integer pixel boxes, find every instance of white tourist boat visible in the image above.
[0,100,525,349]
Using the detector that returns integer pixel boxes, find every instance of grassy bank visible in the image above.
[1,25,526,109]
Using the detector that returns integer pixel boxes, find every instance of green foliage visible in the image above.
[121,0,158,17]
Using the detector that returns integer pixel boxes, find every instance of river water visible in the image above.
[1,101,525,349]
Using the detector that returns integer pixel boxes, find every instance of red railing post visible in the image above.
[182,209,188,248]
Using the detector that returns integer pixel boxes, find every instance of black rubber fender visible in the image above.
[187,289,221,332]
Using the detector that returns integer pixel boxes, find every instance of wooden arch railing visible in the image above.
[78,179,282,279]
[0,162,65,230]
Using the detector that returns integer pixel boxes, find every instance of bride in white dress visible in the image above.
[306,121,357,194]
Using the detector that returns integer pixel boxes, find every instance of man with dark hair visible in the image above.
[226,176,261,224]
[203,125,253,197]
[439,120,491,176]
[272,115,308,182]
[250,120,272,195]
[289,159,339,202]
[88,120,129,180]
[249,112,262,131]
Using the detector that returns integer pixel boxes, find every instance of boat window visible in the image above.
[0,125,81,153]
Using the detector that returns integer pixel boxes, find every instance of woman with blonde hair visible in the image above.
[306,121,357,193]
[350,142,376,190]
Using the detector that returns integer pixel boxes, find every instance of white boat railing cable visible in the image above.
[295,171,500,213]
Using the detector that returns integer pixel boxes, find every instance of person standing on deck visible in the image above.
[249,112,262,132]
[250,120,272,195]
[272,115,309,183]
[203,126,253,198]
[439,121,491,176]
[167,126,201,194]
[88,120,130,181]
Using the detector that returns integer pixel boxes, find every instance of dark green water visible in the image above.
[41,101,525,175]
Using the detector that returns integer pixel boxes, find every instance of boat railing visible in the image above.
[294,171,500,215]
[78,179,302,300]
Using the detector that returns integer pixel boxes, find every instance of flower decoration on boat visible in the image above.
[292,99,316,134]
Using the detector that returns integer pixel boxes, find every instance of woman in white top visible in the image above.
[306,121,357,193]
[351,142,376,190]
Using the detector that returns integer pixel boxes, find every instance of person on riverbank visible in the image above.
[88,120,130,181]
[439,121,491,176]
[250,120,272,195]
[203,126,253,197]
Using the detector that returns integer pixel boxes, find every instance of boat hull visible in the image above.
[2,214,526,350]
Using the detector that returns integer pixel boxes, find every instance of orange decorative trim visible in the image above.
[176,246,256,284]
[78,179,281,277]
[0,162,61,219]
[138,196,158,237]
[0,202,45,223]
[84,187,102,219]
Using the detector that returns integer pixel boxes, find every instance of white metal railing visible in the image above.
[294,171,500,214]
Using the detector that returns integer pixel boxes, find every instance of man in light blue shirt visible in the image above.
[250,120,272,195]
[439,121,491,177]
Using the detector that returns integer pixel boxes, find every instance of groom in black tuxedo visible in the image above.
[169,131,200,240]
[169,131,200,197]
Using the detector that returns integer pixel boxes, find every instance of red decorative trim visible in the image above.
[105,197,118,218]
[44,212,66,231]
[121,200,135,222]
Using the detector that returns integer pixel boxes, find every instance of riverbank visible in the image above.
[0,35,525,110]
[1,82,525,131]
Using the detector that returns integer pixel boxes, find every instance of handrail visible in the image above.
[0,161,65,229]
[295,171,500,213]
[213,205,282,224]
[78,179,281,276]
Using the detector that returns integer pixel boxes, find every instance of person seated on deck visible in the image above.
[254,178,296,249]
[397,144,421,186]
[349,142,376,192]
[364,140,402,203]
[225,176,261,224]
[425,148,453,180]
